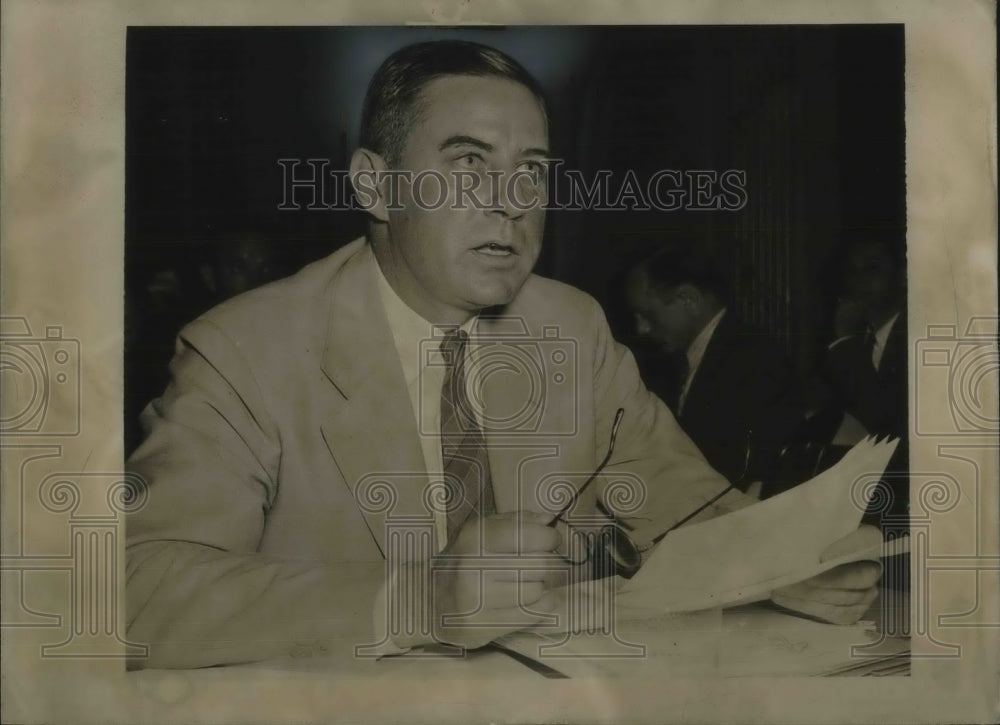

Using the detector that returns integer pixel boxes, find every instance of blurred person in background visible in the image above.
[625,242,807,492]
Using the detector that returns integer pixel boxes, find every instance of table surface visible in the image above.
[129,588,910,681]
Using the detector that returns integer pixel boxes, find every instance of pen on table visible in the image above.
[546,408,625,528]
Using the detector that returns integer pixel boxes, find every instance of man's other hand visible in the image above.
[770,524,883,625]
[429,511,568,650]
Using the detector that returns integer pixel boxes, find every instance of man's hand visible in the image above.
[771,525,883,625]
[426,511,569,650]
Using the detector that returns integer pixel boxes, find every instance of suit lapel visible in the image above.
[477,308,590,516]
[317,257,593,547]
[477,314,543,512]
[878,313,907,381]
[680,313,732,426]
[318,243,428,557]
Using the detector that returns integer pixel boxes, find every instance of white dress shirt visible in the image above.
[827,310,900,372]
[677,307,727,415]
[371,256,485,655]
[871,311,900,371]
[373,255,477,553]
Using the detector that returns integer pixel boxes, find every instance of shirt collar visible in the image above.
[686,307,727,374]
[871,311,900,369]
[372,254,477,385]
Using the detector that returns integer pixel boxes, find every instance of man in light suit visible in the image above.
[126,40,882,669]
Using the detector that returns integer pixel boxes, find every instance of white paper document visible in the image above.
[495,437,906,677]
[616,436,901,612]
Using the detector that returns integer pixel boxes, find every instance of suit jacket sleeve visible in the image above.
[744,341,807,483]
[585,299,755,545]
[125,319,382,669]
[824,334,902,435]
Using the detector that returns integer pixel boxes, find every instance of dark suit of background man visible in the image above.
[125,40,882,669]
[825,239,908,524]
[626,243,807,490]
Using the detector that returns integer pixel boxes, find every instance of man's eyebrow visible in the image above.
[438,135,493,153]
[437,135,551,159]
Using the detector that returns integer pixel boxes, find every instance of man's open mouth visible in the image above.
[474,242,517,256]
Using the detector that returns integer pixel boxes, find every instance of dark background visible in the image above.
[125,25,906,453]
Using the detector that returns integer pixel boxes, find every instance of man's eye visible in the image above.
[517,161,547,183]
[457,153,485,169]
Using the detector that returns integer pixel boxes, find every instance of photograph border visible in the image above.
[2,1,997,723]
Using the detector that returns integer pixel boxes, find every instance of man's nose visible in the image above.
[485,169,533,220]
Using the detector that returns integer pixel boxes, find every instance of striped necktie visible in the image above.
[439,329,495,545]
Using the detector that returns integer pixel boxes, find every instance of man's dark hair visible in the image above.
[359,40,548,166]
[636,241,731,304]
[842,235,906,280]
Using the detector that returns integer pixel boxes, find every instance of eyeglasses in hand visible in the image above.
[546,408,735,580]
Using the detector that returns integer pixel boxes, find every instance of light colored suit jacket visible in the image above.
[126,238,733,668]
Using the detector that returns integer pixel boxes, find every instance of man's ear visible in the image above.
[349,148,390,223]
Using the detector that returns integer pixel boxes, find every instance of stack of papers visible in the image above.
[617,435,900,611]
[494,436,907,678]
